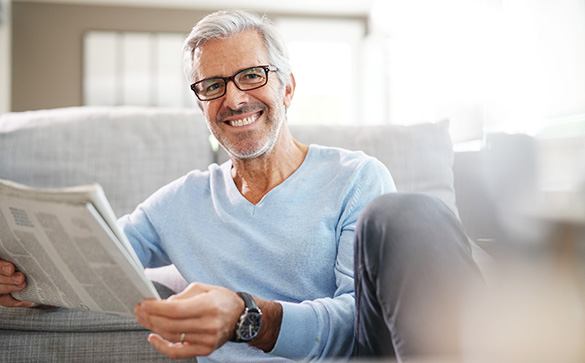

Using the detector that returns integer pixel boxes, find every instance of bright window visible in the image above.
[83,31,196,108]
[275,17,366,125]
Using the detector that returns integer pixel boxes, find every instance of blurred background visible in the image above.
[0,0,584,189]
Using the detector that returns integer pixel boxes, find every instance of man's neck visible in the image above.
[230,128,308,205]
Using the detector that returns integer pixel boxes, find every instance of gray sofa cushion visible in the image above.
[290,120,458,216]
[3,329,183,362]
[0,106,212,217]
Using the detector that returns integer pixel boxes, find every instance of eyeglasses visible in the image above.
[190,65,278,101]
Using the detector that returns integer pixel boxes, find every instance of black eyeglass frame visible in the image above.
[190,65,278,101]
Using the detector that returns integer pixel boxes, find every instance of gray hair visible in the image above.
[183,10,292,88]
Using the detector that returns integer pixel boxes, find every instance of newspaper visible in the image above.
[0,179,160,317]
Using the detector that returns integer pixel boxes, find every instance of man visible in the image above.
[122,10,395,361]
[0,9,480,362]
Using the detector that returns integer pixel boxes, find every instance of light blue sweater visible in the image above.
[119,144,395,362]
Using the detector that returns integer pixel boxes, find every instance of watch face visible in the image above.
[239,311,262,340]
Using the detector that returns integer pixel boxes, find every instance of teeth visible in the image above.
[228,114,259,127]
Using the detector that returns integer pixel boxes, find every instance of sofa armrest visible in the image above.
[0,282,195,362]
[453,151,501,242]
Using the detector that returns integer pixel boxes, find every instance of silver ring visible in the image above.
[179,332,186,343]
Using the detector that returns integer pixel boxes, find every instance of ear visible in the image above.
[283,73,296,108]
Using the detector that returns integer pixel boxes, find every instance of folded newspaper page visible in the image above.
[0,179,160,317]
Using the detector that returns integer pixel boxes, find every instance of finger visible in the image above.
[135,282,212,319]
[0,271,25,286]
[0,261,15,276]
[148,333,217,359]
[140,284,240,320]
[0,293,36,308]
[137,311,220,338]
[168,282,213,300]
[138,295,208,320]
[148,326,219,348]
[0,279,26,295]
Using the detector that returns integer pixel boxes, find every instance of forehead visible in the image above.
[194,30,269,79]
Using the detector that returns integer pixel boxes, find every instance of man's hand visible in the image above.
[0,260,36,308]
[134,282,283,359]
[134,282,245,359]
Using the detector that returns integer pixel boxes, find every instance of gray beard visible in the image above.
[224,116,283,160]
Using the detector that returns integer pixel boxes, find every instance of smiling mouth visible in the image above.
[226,112,261,127]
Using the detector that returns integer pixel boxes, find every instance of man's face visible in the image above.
[193,30,294,160]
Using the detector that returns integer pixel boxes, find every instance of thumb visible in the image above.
[167,282,213,301]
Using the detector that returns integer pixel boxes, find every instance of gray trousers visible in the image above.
[354,193,482,361]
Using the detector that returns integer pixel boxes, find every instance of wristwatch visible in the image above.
[232,292,262,342]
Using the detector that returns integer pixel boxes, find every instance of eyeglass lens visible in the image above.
[194,66,269,100]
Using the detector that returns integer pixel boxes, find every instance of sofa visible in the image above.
[0,106,495,362]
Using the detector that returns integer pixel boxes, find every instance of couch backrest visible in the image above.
[0,107,213,216]
[1,107,459,219]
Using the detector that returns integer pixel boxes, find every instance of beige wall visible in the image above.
[11,2,366,112]
[11,2,210,111]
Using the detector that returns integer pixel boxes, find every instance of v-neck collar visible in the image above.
[221,145,315,208]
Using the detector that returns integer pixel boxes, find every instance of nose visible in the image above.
[223,80,249,110]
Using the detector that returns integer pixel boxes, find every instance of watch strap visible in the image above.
[237,292,259,312]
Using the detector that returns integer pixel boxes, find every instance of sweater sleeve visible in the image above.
[118,205,171,269]
[117,182,175,269]
[270,158,396,360]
